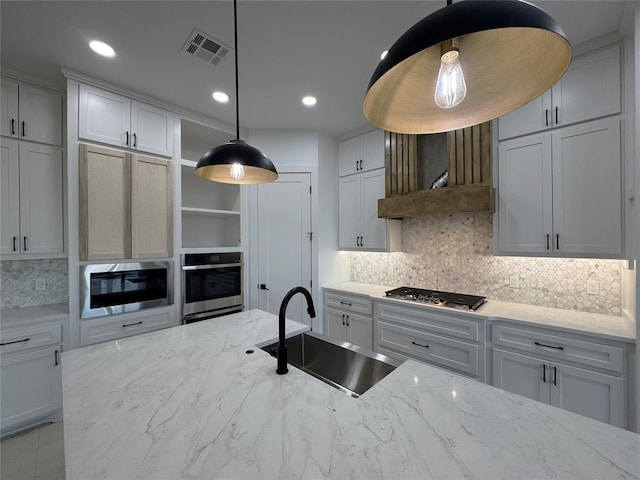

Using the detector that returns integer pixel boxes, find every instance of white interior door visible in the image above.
[257,173,312,326]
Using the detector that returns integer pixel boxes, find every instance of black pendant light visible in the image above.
[363,0,572,134]
[195,0,278,184]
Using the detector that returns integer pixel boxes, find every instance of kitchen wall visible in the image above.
[1,259,68,308]
[351,213,623,316]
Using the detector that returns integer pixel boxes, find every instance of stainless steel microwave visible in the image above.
[80,262,174,319]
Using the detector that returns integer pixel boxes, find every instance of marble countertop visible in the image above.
[62,309,640,479]
[0,302,69,327]
[324,283,636,342]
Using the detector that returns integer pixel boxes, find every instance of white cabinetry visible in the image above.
[80,308,172,346]
[79,84,174,157]
[375,300,485,381]
[323,291,373,349]
[338,129,385,177]
[491,322,626,428]
[1,77,62,146]
[180,119,241,251]
[1,319,64,436]
[1,139,64,256]
[498,44,621,140]
[497,117,621,257]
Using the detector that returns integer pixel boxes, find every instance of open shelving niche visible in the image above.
[180,119,242,253]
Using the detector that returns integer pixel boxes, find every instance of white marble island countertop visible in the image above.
[62,309,640,479]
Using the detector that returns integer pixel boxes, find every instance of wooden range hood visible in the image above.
[378,122,494,218]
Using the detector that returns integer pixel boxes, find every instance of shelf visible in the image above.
[181,247,244,254]
[181,159,198,168]
[181,207,240,217]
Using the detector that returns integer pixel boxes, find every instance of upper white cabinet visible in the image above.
[339,168,400,251]
[1,77,62,146]
[1,139,64,256]
[338,129,385,177]
[497,117,621,257]
[498,44,621,140]
[79,84,174,157]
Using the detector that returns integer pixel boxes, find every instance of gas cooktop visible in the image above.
[384,286,486,311]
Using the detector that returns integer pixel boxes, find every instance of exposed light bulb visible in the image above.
[230,163,245,181]
[434,47,467,109]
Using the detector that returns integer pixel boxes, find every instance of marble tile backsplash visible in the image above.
[351,213,623,316]
[1,259,68,308]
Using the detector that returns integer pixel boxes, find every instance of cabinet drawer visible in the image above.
[324,291,372,315]
[0,323,62,355]
[80,310,172,346]
[376,301,480,342]
[378,320,479,377]
[491,324,624,373]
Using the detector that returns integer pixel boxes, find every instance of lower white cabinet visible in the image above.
[323,291,373,350]
[490,322,627,428]
[375,300,485,381]
[0,320,63,436]
[80,308,173,346]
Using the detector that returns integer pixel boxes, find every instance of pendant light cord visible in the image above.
[234,0,240,140]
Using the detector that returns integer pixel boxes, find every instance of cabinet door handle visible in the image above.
[23,236,27,251]
[356,236,360,247]
[542,364,546,383]
[339,301,352,306]
[341,314,345,326]
[556,233,560,250]
[355,160,359,171]
[546,234,550,250]
[555,106,558,124]
[0,337,30,346]
[21,121,25,137]
[411,341,429,349]
[359,159,363,171]
[133,133,137,148]
[12,236,17,252]
[10,118,15,135]
[122,321,143,328]
[553,366,558,386]
[126,131,130,146]
[346,315,350,327]
[545,109,549,127]
[534,341,564,351]
[55,349,59,366]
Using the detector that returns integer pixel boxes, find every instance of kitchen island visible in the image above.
[62,309,640,479]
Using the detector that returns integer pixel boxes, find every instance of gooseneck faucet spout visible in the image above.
[277,286,316,375]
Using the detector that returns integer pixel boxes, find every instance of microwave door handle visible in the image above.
[181,263,243,271]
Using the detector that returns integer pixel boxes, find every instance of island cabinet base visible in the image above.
[374,300,487,382]
[490,321,629,429]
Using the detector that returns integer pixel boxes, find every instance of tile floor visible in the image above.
[0,422,65,480]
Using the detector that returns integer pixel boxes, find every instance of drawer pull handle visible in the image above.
[1,337,30,346]
[411,341,429,349]
[534,341,564,351]
[122,321,143,328]
[339,301,352,306]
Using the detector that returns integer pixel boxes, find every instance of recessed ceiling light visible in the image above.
[212,91,229,103]
[302,96,317,107]
[380,50,389,60]
[89,40,116,58]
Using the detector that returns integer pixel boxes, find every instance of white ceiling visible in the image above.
[0,1,630,137]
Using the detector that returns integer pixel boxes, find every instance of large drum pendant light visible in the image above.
[363,0,572,134]
[195,0,278,184]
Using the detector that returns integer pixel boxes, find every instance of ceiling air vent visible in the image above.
[181,28,231,66]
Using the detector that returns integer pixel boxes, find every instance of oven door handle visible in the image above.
[182,263,243,271]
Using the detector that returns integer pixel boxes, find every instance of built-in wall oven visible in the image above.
[80,261,174,319]
[181,252,243,324]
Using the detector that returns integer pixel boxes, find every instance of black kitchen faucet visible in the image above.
[277,286,316,374]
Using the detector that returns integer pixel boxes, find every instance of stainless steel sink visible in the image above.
[261,331,403,398]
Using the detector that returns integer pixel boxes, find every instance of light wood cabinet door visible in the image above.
[79,84,130,148]
[338,175,361,249]
[550,362,624,428]
[131,154,173,258]
[492,348,550,403]
[551,118,621,255]
[79,144,130,260]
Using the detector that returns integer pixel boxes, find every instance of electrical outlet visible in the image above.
[35,278,46,291]
[509,275,519,289]
[586,279,599,295]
